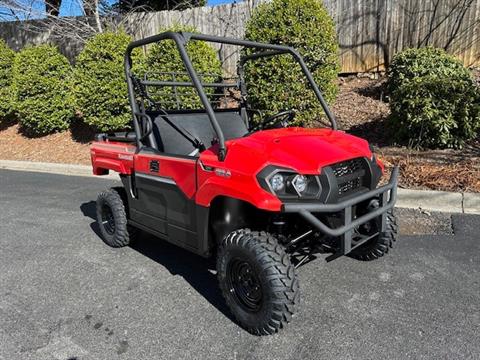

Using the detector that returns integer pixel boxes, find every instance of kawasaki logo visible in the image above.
[118,154,133,161]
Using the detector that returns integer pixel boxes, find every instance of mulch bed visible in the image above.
[332,76,480,192]
[0,75,478,192]
[0,120,92,165]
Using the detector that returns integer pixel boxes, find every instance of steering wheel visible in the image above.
[250,110,296,132]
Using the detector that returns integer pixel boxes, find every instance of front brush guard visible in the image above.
[282,167,399,261]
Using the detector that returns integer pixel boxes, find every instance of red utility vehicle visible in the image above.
[91,32,399,335]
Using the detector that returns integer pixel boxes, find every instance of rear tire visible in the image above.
[217,229,299,335]
[96,188,138,248]
[349,209,398,261]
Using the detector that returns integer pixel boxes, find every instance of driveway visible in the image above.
[0,169,479,360]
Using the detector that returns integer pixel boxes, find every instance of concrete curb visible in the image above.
[1,159,479,214]
[396,188,480,214]
[0,160,119,180]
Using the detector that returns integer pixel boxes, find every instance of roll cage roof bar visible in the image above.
[124,31,338,161]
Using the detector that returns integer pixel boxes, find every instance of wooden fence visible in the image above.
[1,0,479,74]
[328,0,480,72]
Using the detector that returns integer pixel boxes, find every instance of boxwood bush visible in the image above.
[144,25,222,109]
[243,0,339,126]
[73,31,143,132]
[388,47,480,148]
[0,39,15,121]
[13,45,73,135]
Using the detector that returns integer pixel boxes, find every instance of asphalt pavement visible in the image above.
[0,169,479,360]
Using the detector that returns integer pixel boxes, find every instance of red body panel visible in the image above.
[195,128,375,210]
[135,153,197,199]
[90,128,380,211]
[90,142,136,175]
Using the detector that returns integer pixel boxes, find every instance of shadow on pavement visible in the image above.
[80,200,103,239]
[79,200,236,326]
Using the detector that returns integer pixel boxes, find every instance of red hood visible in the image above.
[201,127,372,175]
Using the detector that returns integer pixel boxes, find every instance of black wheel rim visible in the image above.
[226,258,263,313]
[101,204,116,235]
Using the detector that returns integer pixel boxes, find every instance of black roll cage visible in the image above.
[125,31,338,161]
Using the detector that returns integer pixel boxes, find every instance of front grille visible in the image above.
[338,178,361,195]
[331,158,364,178]
[331,158,366,196]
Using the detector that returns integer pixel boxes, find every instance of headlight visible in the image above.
[291,174,307,194]
[270,173,285,192]
[258,166,322,199]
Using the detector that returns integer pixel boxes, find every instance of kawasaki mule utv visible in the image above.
[91,32,398,335]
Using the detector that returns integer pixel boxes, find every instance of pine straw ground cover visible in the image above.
[0,75,478,192]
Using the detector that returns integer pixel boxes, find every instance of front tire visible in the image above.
[96,188,138,248]
[217,229,299,335]
[349,209,398,261]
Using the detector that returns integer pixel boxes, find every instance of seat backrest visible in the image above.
[150,111,248,156]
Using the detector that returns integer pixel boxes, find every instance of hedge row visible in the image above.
[0,28,223,135]
[0,4,341,135]
[4,21,476,149]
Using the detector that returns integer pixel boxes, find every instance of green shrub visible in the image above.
[13,45,73,135]
[0,40,16,120]
[73,31,143,132]
[243,0,339,126]
[388,47,480,148]
[144,25,222,109]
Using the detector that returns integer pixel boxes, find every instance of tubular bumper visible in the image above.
[282,166,399,259]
